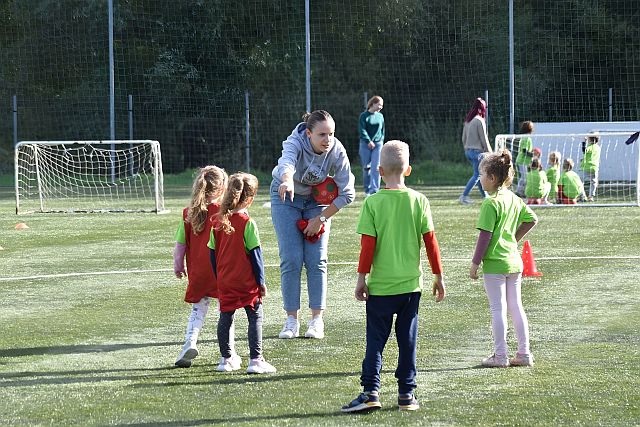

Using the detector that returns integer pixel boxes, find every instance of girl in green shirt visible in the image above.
[470,150,538,368]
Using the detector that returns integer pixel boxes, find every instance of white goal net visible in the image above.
[15,140,166,213]
[495,132,639,207]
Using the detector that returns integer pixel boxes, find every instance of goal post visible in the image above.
[15,140,167,214]
[495,132,640,207]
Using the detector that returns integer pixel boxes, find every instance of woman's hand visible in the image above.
[304,216,324,236]
[278,181,294,202]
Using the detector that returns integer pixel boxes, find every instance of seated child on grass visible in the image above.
[525,157,551,205]
[558,158,586,204]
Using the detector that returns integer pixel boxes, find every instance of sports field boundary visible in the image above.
[2,255,639,282]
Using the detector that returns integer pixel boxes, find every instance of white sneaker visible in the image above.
[459,195,474,205]
[482,353,510,368]
[246,357,277,374]
[175,341,199,368]
[509,352,534,367]
[278,316,300,339]
[216,353,242,372]
[304,317,325,339]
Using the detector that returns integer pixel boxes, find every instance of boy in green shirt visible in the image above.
[341,140,445,413]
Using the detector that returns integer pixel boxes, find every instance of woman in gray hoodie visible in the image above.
[271,110,355,340]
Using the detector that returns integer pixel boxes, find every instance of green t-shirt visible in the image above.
[546,166,560,199]
[560,170,584,199]
[208,217,260,251]
[515,136,533,166]
[356,188,434,296]
[581,143,601,173]
[476,189,537,274]
[525,170,548,198]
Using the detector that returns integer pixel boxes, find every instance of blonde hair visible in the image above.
[186,166,228,234]
[217,172,258,234]
[380,140,409,175]
[480,149,515,187]
[563,158,574,171]
[367,95,383,109]
[548,151,561,167]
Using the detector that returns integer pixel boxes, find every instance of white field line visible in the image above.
[1,255,639,282]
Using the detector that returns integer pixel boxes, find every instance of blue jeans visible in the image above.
[270,180,330,312]
[359,140,382,195]
[361,292,421,394]
[462,149,487,197]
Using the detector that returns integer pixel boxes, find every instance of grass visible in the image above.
[0,182,639,426]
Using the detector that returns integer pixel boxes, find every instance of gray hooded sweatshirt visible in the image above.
[272,122,356,209]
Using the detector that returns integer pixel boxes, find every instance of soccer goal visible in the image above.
[495,131,640,207]
[15,140,167,214]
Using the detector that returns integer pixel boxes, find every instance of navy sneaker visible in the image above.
[341,391,382,413]
[398,392,419,411]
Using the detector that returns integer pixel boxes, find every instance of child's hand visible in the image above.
[432,275,445,302]
[354,274,369,301]
[469,263,480,280]
[259,285,267,297]
[174,270,186,279]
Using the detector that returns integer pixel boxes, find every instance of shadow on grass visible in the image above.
[117,406,403,426]
[121,412,350,427]
[0,340,218,358]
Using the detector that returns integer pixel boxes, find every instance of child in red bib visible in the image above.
[209,173,276,374]
[173,166,228,368]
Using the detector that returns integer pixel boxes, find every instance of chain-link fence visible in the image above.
[1,0,639,175]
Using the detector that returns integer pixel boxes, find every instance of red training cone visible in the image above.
[521,240,543,277]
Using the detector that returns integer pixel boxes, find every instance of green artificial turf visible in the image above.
[0,185,639,426]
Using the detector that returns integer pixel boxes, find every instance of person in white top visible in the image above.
[459,97,493,205]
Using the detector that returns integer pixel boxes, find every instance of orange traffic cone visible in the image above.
[521,240,543,277]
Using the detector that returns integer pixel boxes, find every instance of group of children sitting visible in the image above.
[515,122,601,205]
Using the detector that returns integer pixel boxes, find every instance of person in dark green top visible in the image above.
[470,149,538,368]
[358,96,385,195]
[580,132,601,201]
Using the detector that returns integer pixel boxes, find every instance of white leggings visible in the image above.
[483,273,530,357]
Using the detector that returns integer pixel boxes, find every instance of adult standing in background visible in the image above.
[271,110,356,340]
[459,97,493,205]
[358,96,385,196]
